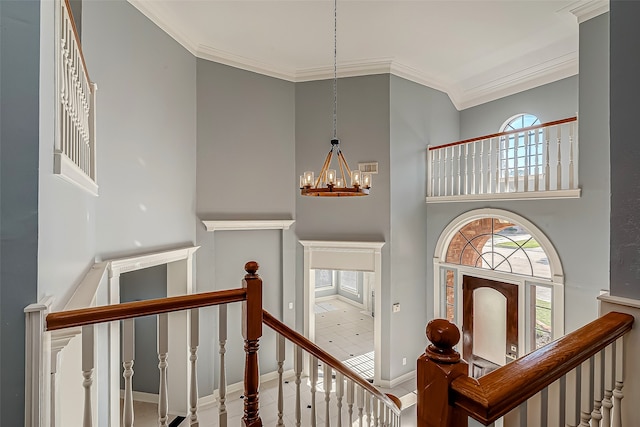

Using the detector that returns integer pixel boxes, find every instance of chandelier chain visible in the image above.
[333,0,338,140]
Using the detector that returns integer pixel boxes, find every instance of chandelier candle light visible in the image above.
[299,0,371,197]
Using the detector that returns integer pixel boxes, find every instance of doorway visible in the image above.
[462,275,518,378]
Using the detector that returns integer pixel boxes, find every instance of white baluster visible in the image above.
[82,325,94,427]
[524,131,530,192]
[347,379,355,427]
[219,305,228,427]
[324,364,332,427]
[357,386,364,427]
[277,334,285,427]
[336,372,344,427]
[612,337,624,427]
[569,122,575,189]
[559,375,567,426]
[487,138,493,194]
[556,125,562,190]
[294,345,303,427]
[158,314,169,427]
[373,398,379,427]
[365,392,372,426]
[471,141,477,194]
[579,359,592,427]
[457,144,462,195]
[544,127,551,191]
[450,146,455,195]
[513,133,519,192]
[427,146,433,197]
[534,129,540,191]
[189,309,199,425]
[602,344,614,427]
[443,148,449,196]
[479,139,484,194]
[565,368,579,427]
[310,355,319,427]
[122,319,135,427]
[465,144,470,195]
[591,350,604,427]
[495,138,500,193]
[540,387,548,427]
[437,149,443,196]
[503,138,509,192]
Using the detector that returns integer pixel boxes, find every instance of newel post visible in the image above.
[417,319,469,427]
[242,261,263,427]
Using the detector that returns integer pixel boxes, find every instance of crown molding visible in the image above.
[562,0,609,24]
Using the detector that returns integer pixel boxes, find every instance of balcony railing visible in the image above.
[427,117,579,202]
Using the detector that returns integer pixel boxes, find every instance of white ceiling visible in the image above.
[128,0,607,110]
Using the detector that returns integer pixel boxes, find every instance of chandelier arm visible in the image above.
[337,150,353,176]
[315,149,334,188]
[337,150,348,184]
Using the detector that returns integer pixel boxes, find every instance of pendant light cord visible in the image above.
[332,0,338,141]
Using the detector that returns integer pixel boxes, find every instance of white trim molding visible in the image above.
[108,246,200,277]
[201,219,295,232]
[563,0,609,24]
[426,188,581,204]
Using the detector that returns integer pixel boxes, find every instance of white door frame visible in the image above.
[300,240,384,385]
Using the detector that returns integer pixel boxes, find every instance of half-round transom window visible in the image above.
[500,113,543,178]
[445,217,551,279]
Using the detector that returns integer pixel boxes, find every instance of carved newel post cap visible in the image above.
[244,261,260,276]
[425,319,461,363]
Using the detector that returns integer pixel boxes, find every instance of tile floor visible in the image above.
[132,297,417,426]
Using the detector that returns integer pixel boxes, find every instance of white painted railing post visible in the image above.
[218,304,228,427]
[569,121,575,189]
[294,345,303,427]
[122,318,135,427]
[427,145,433,197]
[324,364,333,427]
[357,385,364,427]
[544,127,551,191]
[24,297,54,427]
[450,146,455,195]
[347,379,355,427]
[276,334,286,427]
[82,325,95,427]
[336,372,344,427]
[158,313,169,427]
[579,359,593,427]
[310,355,319,427]
[591,350,604,427]
[457,145,463,195]
[612,337,624,427]
[189,308,199,426]
[602,344,614,426]
[524,131,530,192]
[556,126,562,190]
[479,140,485,194]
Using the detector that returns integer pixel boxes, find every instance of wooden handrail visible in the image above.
[63,0,91,87]
[262,309,402,415]
[46,288,247,331]
[429,116,577,151]
[450,311,633,424]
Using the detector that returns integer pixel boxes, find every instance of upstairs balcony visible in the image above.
[427,117,579,203]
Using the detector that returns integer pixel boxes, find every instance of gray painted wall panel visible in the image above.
[390,75,459,379]
[0,1,40,423]
[610,2,640,299]
[82,0,197,258]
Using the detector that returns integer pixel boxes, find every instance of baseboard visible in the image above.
[376,370,415,389]
[119,389,160,404]
[316,294,365,310]
[199,368,296,408]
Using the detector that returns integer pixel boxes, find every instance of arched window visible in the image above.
[500,113,543,179]
[434,209,564,352]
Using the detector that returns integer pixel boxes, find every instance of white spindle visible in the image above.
[544,128,551,191]
[357,385,364,427]
[579,359,592,427]
[443,148,449,196]
[612,337,624,427]
[540,387,548,427]
[569,122,575,189]
[427,146,433,197]
[457,144,462,195]
[486,138,492,194]
[277,334,286,427]
[347,379,355,427]
[464,144,470,195]
[471,141,477,194]
[158,313,169,427]
[294,345,303,427]
[559,375,567,426]
[189,309,199,425]
[336,372,344,427]
[310,356,319,427]
[513,133,519,192]
[324,364,332,427]
[82,325,94,427]
[365,392,372,427]
[602,344,614,427]
[503,138,509,192]
[556,125,562,190]
[479,139,484,194]
[373,398,379,427]
[534,129,540,191]
[122,319,135,427]
[495,138,500,194]
[565,368,579,427]
[524,131,530,192]
[437,149,443,196]
[219,305,228,427]
[450,146,455,195]
[591,350,604,427]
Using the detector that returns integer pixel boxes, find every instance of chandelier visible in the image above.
[299,0,371,197]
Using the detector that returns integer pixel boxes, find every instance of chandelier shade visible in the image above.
[299,0,371,197]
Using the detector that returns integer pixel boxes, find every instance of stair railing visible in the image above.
[417,312,634,427]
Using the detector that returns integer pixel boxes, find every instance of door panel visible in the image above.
[463,275,518,376]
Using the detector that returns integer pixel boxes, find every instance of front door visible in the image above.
[462,276,518,377]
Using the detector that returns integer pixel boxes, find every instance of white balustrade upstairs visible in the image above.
[427,117,579,202]
[55,0,98,195]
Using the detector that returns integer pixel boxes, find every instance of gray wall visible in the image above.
[295,74,392,376]
[195,59,296,393]
[610,1,640,299]
[389,75,459,378]
[82,0,197,259]
[0,1,40,423]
